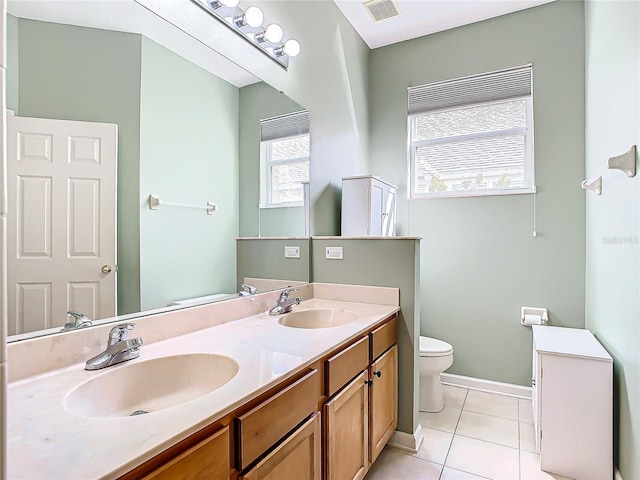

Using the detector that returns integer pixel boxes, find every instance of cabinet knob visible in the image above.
[373,371,382,377]
[364,379,373,386]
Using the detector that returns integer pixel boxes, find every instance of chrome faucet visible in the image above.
[269,288,301,315]
[85,323,143,370]
[61,311,93,332]
[239,283,258,296]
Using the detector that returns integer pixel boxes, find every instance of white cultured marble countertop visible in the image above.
[7,298,399,480]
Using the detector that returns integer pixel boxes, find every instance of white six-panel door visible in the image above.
[7,115,117,335]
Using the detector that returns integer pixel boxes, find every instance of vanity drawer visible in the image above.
[325,336,369,397]
[236,369,320,471]
[142,426,229,480]
[370,316,397,362]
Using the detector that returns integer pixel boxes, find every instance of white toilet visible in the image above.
[419,336,454,413]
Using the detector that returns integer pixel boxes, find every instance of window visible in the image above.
[408,65,534,198]
[260,110,310,207]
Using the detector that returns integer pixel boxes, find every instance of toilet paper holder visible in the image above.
[521,307,548,326]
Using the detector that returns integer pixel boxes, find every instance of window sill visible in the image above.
[410,187,535,200]
[259,203,304,209]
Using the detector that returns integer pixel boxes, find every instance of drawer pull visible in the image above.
[373,371,382,378]
[365,379,373,386]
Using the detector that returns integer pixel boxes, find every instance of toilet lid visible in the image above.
[419,336,453,357]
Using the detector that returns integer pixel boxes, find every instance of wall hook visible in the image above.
[581,176,602,195]
[608,145,636,177]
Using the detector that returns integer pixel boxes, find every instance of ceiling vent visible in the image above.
[362,0,400,22]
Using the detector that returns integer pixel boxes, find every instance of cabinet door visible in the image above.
[381,184,396,236]
[324,371,369,480]
[241,413,321,480]
[370,181,384,236]
[532,348,540,451]
[369,345,398,463]
[142,426,229,480]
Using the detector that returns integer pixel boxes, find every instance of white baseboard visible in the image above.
[441,373,532,399]
[387,424,423,454]
[615,468,623,480]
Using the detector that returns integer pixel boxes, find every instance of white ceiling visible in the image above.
[333,0,555,49]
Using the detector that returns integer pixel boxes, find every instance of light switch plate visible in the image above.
[284,246,300,258]
[325,246,343,260]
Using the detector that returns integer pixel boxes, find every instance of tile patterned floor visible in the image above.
[365,385,574,480]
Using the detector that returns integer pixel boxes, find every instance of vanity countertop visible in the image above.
[7,297,399,480]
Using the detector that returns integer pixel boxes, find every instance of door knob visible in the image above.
[101,264,113,274]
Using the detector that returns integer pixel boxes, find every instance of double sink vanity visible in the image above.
[7,283,400,480]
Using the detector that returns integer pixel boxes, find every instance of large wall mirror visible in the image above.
[6,0,310,340]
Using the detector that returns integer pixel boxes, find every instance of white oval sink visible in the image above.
[64,354,239,418]
[278,309,359,329]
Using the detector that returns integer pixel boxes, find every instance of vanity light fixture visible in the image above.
[192,0,300,68]
[274,39,301,58]
[255,24,284,44]
[233,6,264,29]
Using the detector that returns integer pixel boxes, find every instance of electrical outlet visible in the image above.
[325,246,343,260]
[284,246,300,258]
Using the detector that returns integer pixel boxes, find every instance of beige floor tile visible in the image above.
[441,466,489,479]
[456,410,519,448]
[519,399,534,424]
[365,448,442,480]
[519,421,538,453]
[418,406,462,433]
[520,451,575,480]
[463,390,519,420]
[411,427,453,464]
[443,385,468,409]
[445,435,519,479]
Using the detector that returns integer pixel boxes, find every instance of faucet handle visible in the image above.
[108,323,135,345]
[279,287,298,301]
[241,283,258,295]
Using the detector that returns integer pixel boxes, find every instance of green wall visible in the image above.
[236,238,311,287]
[585,1,640,478]
[238,81,305,237]
[368,1,586,386]
[235,1,371,235]
[139,37,239,308]
[12,18,143,315]
[6,15,18,113]
[311,238,420,435]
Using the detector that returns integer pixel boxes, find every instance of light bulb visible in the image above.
[244,6,264,27]
[263,24,283,43]
[283,39,301,57]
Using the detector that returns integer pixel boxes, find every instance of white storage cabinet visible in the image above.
[532,325,613,480]
[341,176,397,236]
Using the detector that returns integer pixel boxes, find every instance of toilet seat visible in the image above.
[419,336,453,357]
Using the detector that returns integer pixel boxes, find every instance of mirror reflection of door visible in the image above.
[7,115,117,335]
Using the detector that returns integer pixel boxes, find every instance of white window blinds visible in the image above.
[260,110,310,142]
[408,65,532,115]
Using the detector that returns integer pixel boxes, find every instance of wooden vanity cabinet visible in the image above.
[236,369,320,471]
[141,426,230,480]
[324,371,370,480]
[323,315,398,480]
[241,413,321,480]
[369,345,397,463]
[120,314,398,480]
